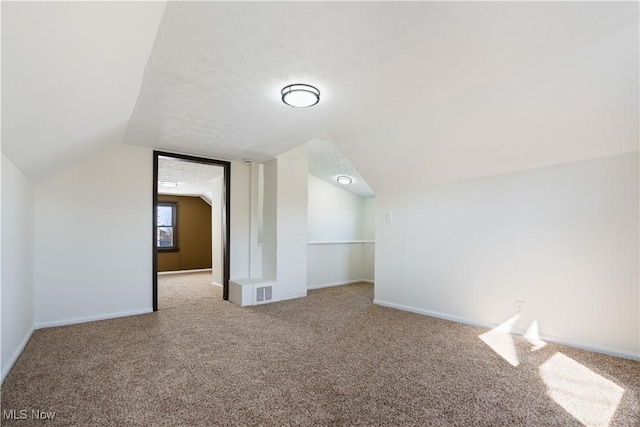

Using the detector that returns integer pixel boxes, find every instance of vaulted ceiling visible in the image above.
[2,2,166,182]
[3,2,638,194]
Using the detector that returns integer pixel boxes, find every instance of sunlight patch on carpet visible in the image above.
[479,314,520,367]
[523,319,546,351]
[539,352,624,427]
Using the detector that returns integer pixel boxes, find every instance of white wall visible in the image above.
[307,174,375,288]
[211,176,223,286]
[230,161,251,280]
[362,197,376,241]
[0,152,2,383]
[275,145,308,300]
[245,146,309,302]
[32,146,255,326]
[374,152,639,358]
[249,162,262,278]
[362,242,375,282]
[261,159,277,281]
[1,154,35,381]
[1,151,2,383]
[213,164,251,286]
[308,174,367,241]
[34,145,153,327]
[307,243,375,288]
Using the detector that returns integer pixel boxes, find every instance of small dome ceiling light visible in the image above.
[159,181,178,187]
[337,176,352,185]
[281,84,320,108]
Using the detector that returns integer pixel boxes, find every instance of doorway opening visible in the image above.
[153,151,231,311]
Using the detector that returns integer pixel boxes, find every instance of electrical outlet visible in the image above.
[515,300,526,314]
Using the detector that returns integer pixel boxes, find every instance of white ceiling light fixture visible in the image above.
[281,83,320,108]
[337,176,352,185]
[159,181,178,187]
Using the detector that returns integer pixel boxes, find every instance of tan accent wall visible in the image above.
[157,195,212,272]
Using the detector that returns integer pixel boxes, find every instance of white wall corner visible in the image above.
[1,326,34,384]
[1,154,36,384]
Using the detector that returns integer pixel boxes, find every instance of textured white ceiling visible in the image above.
[308,139,374,199]
[122,1,638,192]
[3,2,638,190]
[157,156,224,200]
[158,144,374,200]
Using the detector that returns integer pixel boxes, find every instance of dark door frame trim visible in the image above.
[153,151,231,311]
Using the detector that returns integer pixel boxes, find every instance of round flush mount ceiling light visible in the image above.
[159,181,178,187]
[337,176,352,185]
[281,84,320,108]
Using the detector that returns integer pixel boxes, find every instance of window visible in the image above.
[157,202,178,251]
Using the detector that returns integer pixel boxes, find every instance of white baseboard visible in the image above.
[308,279,374,290]
[535,334,640,361]
[374,299,493,329]
[1,326,35,384]
[5,308,153,383]
[158,268,212,276]
[211,281,223,288]
[34,308,153,330]
[373,299,640,362]
[307,240,375,245]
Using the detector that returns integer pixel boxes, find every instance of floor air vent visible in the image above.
[256,286,272,303]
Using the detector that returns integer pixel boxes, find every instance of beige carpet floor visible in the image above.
[2,272,639,426]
